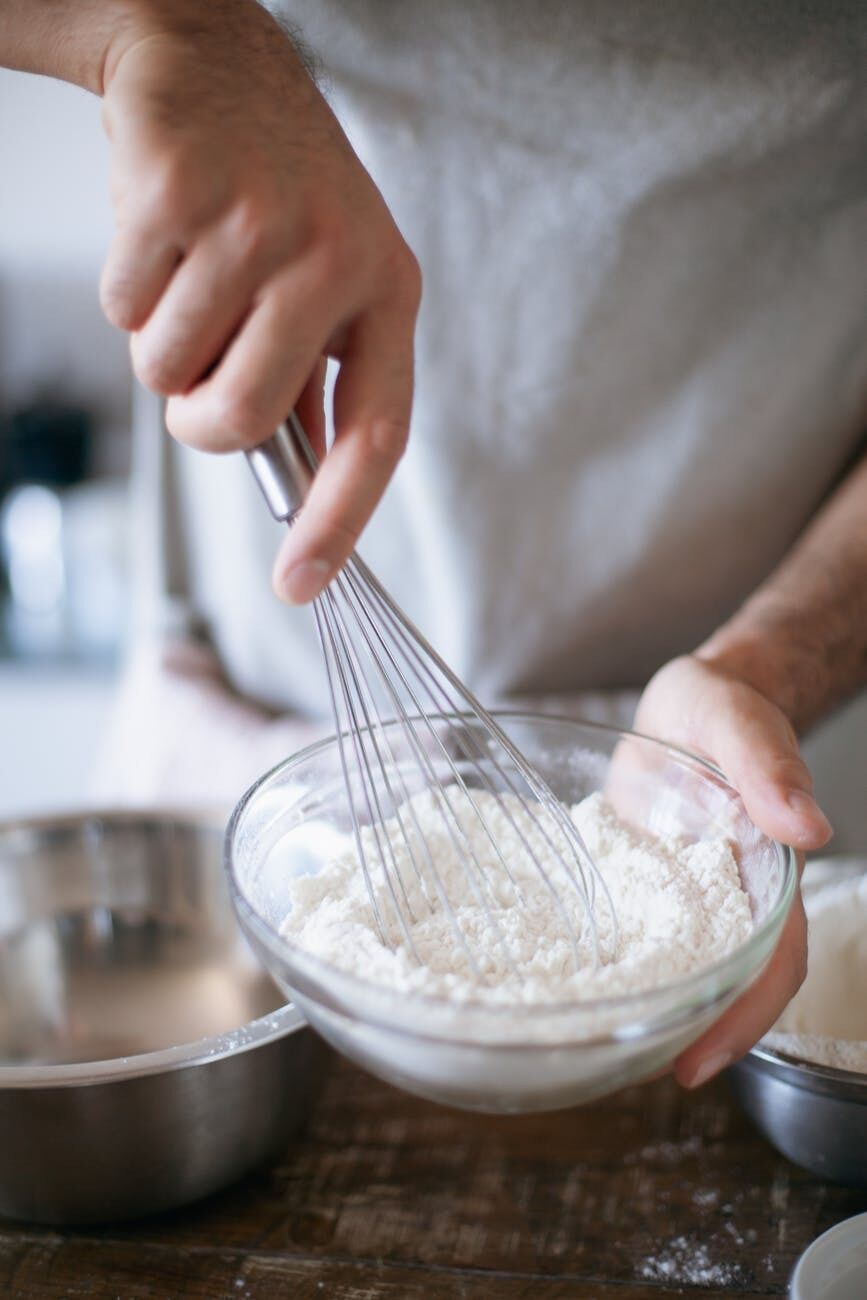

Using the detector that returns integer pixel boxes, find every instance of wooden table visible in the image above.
[2,1048,865,1299]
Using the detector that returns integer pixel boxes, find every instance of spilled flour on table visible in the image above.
[640,1236,744,1287]
[279,790,751,1003]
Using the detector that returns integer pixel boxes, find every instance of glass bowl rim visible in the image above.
[225,711,798,1019]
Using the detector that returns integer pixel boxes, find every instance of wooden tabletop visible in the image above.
[2,1047,865,1299]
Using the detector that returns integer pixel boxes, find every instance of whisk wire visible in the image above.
[341,559,587,972]
[321,588,423,928]
[334,569,524,978]
[351,556,618,962]
[247,416,618,983]
[313,598,418,956]
[324,580,489,980]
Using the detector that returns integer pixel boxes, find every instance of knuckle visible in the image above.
[165,399,215,454]
[139,154,211,233]
[225,198,277,272]
[771,757,811,790]
[319,237,355,288]
[307,213,357,284]
[391,243,422,311]
[210,386,273,445]
[367,417,409,465]
[131,337,187,396]
[140,159,186,225]
[378,239,422,313]
[163,399,192,445]
[100,273,139,329]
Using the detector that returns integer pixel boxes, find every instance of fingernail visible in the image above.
[280,558,331,603]
[685,1050,732,1090]
[786,789,833,837]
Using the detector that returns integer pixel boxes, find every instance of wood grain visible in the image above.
[1,1049,865,1298]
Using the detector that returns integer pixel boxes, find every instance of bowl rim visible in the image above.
[226,711,798,1022]
[790,1210,867,1299]
[739,856,867,1096]
[739,1043,867,1098]
[0,808,307,1090]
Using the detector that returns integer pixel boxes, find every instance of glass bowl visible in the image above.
[226,713,797,1113]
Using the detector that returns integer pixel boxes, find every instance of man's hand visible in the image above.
[96,0,420,602]
[634,654,833,1089]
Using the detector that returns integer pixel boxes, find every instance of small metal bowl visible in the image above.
[729,857,867,1188]
[729,1047,867,1188]
[0,812,312,1225]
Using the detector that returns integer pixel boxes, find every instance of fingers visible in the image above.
[99,16,421,600]
[132,229,417,610]
[634,656,825,1090]
[164,259,348,451]
[700,680,832,851]
[637,657,833,852]
[129,218,279,395]
[675,880,808,1087]
[294,357,329,461]
[272,287,418,604]
[100,226,181,332]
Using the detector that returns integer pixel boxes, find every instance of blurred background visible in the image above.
[1,66,865,843]
[0,70,130,815]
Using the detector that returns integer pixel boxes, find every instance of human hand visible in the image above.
[99,0,420,603]
[633,654,833,1089]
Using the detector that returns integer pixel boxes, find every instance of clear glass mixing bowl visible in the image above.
[226,713,797,1113]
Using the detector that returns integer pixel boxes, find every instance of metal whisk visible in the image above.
[247,415,613,979]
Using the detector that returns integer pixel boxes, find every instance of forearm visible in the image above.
[0,0,264,94]
[1,0,137,91]
[697,450,867,732]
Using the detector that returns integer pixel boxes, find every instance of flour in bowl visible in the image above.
[763,867,867,1073]
[279,790,752,1004]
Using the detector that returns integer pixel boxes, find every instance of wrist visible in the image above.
[1,3,106,91]
[695,615,828,733]
[1,1,262,96]
[1,1,166,94]
[101,1,236,94]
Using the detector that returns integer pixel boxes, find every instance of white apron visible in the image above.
[131,0,867,721]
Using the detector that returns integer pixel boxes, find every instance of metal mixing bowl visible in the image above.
[0,812,312,1225]
[729,858,867,1188]
[730,1043,867,1189]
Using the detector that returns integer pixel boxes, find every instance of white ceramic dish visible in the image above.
[790,1211,867,1299]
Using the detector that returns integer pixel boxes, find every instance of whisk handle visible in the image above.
[245,413,318,522]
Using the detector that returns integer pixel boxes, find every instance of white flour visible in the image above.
[764,868,867,1073]
[279,790,752,1004]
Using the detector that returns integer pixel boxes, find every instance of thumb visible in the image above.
[702,679,832,851]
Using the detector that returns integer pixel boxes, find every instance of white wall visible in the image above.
[0,69,131,450]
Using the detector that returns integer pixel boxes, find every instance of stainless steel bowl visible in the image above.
[729,857,867,1189]
[0,812,312,1224]
[729,1047,867,1187]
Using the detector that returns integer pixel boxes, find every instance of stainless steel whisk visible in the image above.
[247,415,614,980]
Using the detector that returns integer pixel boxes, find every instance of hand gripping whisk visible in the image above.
[247,416,615,981]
